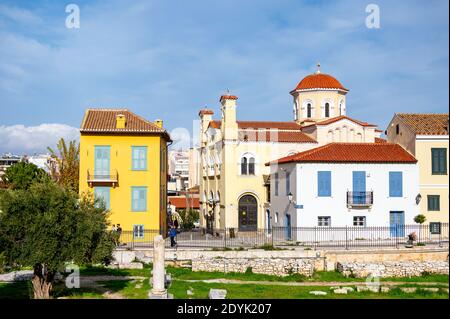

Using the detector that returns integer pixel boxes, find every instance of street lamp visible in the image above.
[288,192,294,203]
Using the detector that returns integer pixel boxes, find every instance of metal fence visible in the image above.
[116,223,449,250]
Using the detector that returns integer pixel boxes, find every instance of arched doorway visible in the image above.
[238,195,258,231]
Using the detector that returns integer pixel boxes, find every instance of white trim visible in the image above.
[292,88,349,93]
[420,184,449,189]
[416,135,449,140]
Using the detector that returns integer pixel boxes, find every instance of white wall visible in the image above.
[270,162,419,230]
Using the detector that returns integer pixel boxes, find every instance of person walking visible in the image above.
[116,224,123,246]
[169,225,177,247]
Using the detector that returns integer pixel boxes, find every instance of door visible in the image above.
[390,211,405,237]
[238,195,258,231]
[285,214,291,240]
[95,146,110,176]
[352,171,366,204]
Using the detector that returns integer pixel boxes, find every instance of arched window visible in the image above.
[307,103,312,118]
[293,102,298,121]
[339,100,345,116]
[327,131,333,143]
[240,154,256,175]
[325,102,330,118]
[248,157,255,175]
[241,157,247,175]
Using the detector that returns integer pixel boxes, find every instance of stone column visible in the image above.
[149,235,168,299]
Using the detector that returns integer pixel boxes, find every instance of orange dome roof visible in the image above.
[293,73,348,92]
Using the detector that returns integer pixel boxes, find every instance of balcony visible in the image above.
[87,170,118,187]
[347,191,373,208]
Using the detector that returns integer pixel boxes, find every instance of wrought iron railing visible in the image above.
[114,223,449,250]
[87,169,118,183]
[347,191,373,206]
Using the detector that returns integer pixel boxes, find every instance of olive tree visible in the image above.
[0,182,115,299]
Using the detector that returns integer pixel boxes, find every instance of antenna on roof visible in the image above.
[316,62,321,74]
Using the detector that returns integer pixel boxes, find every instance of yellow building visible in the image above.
[386,113,449,228]
[79,108,171,236]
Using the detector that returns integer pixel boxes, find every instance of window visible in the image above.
[325,102,330,118]
[430,222,441,235]
[318,216,331,227]
[353,216,366,227]
[389,172,403,197]
[241,154,255,175]
[275,212,279,224]
[94,187,110,210]
[131,187,147,211]
[132,146,147,170]
[427,195,440,211]
[286,171,291,195]
[133,225,144,238]
[431,148,447,175]
[274,173,279,196]
[317,171,331,197]
[395,124,400,135]
[249,157,255,175]
[307,103,312,118]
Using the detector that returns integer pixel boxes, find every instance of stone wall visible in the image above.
[337,261,449,278]
[192,258,315,277]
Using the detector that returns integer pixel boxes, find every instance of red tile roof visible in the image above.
[80,109,170,139]
[301,116,377,128]
[292,73,348,92]
[209,121,303,130]
[268,143,417,165]
[207,120,315,143]
[396,113,449,135]
[239,130,317,143]
[375,137,387,143]
[168,196,200,209]
[199,109,214,116]
[220,95,238,101]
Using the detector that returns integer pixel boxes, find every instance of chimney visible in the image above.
[220,94,238,140]
[155,119,163,128]
[198,109,214,146]
[116,114,126,129]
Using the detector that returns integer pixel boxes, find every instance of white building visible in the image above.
[268,142,419,240]
[168,150,190,194]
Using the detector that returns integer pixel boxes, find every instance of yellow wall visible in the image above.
[79,134,167,232]
[292,90,347,123]
[415,139,449,223]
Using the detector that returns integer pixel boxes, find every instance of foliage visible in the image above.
[0,182,115,298]
[2,162,49,190]
[47,138,80,193]
[177,209,200,230]
[414,214,427,224]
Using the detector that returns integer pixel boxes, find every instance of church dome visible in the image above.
[292,73,348,92]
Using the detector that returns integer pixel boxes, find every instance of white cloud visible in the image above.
[0,4,42,25]
[0,124,79,155]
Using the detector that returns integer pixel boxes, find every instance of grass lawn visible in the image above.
[166,266,449,284]
[1,265,448,299]
[167,281,449,299]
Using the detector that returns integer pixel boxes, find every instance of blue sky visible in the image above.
[0,0,448,154]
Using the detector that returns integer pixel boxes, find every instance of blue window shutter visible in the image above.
[318,171,331,197]
[389,172,402,197]
[141,188,147,211]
